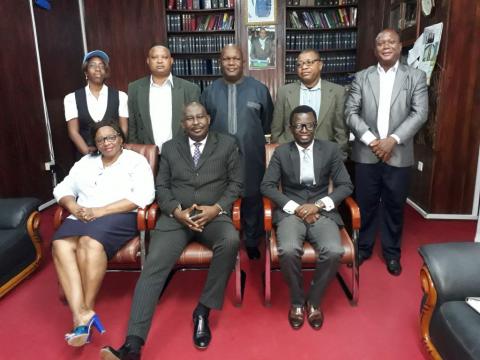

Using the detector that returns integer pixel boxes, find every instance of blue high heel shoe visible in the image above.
[65,314,106,347]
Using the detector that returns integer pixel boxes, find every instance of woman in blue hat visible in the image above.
[64,50,128,157]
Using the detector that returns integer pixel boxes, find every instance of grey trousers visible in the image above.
[276,215,344,307]
[127,220,239,341]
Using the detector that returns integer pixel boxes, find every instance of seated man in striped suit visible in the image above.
[101,102,243,359]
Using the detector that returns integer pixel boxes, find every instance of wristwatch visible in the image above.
[314,199,324,210]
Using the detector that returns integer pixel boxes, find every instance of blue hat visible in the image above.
[83,50,109,65]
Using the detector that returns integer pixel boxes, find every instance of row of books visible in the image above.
[172,58,221,76]
[287,7,357,29]
[286,53,356,73]
[287,0,357,5]
[286,31,356,50]
[166,13,234,32]
[168,34,235,53]
[190,79,216,92]
[167,0,234,10]
[286,73,355,86]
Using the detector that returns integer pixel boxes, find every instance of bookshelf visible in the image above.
[387,0,419,46]
[165,0,235,91]
[284,0,358,86]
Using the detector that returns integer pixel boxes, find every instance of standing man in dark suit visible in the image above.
[127,45,200,152]
[261,105,353,330]
[101,102,243,359]
[201,44,273,260]
[345,29,428,275]
[271,49,349,160]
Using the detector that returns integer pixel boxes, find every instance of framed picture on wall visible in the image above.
[248,26,276,69]
[245,0,276,25]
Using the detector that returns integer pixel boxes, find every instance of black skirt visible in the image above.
[52,213,138,259]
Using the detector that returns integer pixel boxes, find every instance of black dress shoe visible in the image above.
[288,305,305,329]
[100,344,140,360]
[306,302,324,330]
[193,315,211,350]
[386,259,402,276]
[246,246,261,260]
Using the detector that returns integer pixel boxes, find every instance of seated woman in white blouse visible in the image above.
[52,119,155,347]
[64,50,129,157]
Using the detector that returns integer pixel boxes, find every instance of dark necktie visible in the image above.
[193,142,201,167]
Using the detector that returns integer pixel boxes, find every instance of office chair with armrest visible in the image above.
[53,143,159,271]
[263,143,360,306]
[147,198,245,306]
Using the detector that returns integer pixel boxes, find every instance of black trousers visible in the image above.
[241,194,264,248]
[126,220,239,341]
[355,162,411,261]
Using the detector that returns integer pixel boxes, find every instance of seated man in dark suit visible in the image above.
[101,102,243,359]
[261,105,353,330]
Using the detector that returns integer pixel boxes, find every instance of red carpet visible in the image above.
[0,206,476,360]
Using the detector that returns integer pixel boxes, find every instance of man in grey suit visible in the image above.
[101,102,243,359]
[127,45,200,152]
[345,29,428,275]
[261,105,353,330]
[271,49,349,159]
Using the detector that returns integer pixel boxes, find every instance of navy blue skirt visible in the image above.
[52,213,138,259]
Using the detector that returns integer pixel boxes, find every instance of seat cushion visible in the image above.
[430,301,480,360]
[0,228,36,286]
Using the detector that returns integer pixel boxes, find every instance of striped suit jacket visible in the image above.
[155,132,243,231]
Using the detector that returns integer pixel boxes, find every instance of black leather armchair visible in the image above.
[0,198,42,298]
[419,242,480,360]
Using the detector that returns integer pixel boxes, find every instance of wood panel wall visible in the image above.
[83,0,167,92]
[34,2,85,182]
[430,0,480,213]
[0,0,52,199]
[235,0,284,100]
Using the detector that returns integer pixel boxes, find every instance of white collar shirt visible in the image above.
[299,80,322,121]
[53,149,155,219]
[149,74,174,152]
[376,61,399,140]
[188,136,208,157]
[63,84,128,122]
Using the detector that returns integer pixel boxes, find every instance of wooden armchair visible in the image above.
[147,199,245,306]
[53,143,159,271]
[263,143,360,306]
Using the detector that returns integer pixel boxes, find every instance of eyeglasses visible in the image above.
[88,63,106,70]
[291,123,316,131]
[95,134,118,145]
[296,59,321,68]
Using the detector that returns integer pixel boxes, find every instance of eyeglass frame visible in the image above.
[296,59,321,68]
[95,133,119,145]
[290,122,317,132]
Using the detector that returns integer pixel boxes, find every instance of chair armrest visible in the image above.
[137,207,147,231]
[263,197,273,231]
[0,198,40,229]
[53,205,68,230]
[342,196,360,230]
[232,198,241,231]
[146,203,159,230]
[419,242,480,304]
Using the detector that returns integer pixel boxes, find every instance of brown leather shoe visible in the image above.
[288,305,305,329]
[306,302,324,330]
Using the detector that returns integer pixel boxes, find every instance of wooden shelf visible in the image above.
[166,8,234,13]
[286,47,356,53]
[167,30,234,34]
[287,4,357,10]
[286,27,356,31]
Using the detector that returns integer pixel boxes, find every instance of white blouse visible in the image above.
[54,149,155,218]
